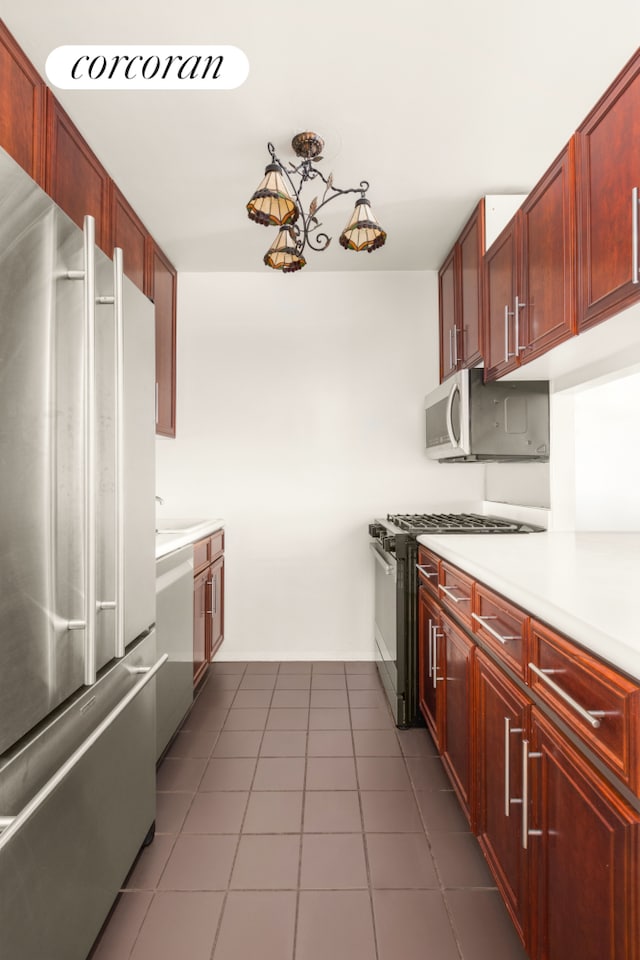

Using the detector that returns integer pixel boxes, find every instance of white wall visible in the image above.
[156,270,485,661]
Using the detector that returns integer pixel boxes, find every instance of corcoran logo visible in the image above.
[45,45,249,90]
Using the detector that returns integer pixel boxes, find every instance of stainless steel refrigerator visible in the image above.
[0,147,164,960]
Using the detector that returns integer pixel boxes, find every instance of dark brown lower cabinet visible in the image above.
[418,585,443,749]
[475,649,530,944]
[529,707,640,960]
[440,612,474,824]
[193,531,225,688]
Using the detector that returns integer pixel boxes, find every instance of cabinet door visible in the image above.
[209,556,224,660]
[44,92,111,252]
[193,567,208,686]
[0,22,45,183]
[439,248,458,382]
[440,612,474,822]
[417,586,443,748]
[475,650,529,945]
[529,707,640,960]
[577,49,640,330]
[520,140,576,362]
[111,184,149,294]
[483,217,518,380]
[458,200,484,367]
[148,242,177,438]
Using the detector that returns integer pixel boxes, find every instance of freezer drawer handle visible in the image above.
[0,654,168,849]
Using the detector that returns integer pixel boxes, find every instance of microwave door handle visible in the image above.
[445,383,459,448]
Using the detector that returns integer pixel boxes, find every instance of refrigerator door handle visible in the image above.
[83,215,98,685]
[0,654,168,849]
[113,248,126,657]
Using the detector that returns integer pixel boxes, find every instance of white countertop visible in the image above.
[417,531,640,681]
[155,519,225,559]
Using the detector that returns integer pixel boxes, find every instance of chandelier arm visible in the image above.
[305,230,331,253]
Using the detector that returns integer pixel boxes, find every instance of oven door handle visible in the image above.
[369,541,395,575]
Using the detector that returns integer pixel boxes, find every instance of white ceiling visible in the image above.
[4,2,640,273]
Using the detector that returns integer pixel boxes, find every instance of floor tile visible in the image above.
[156,757,207,793]
[275,675,312,689]
[303,791,363,832]
[306,756,358,790]
[348,688,389,709]
[165,729,219,759]
[278,661,313,674]
[230,834,300,889]
[223,708,269,731]
[209,661,247,675]
[296,890,377,960]
[129,891,223,960]
[253,756,306,790]
[242,791,303,833]
[310,688,349,708]
[396,727,439,757]
[181,791,249,834]
[211,730,263,758]
[271,689,311,708]
[345,661,378,674]
[311,674,347,690]
[231,689,273,709]
[356,756,412,790]
[444,889,528,960]
[90,891,152,960]
[360,791,423,833]
[366,833,439,888]
[372,889,459,960]
[266,708,309,730]
[213,891,296,960]
[182,704,228,732]
[199,757,257,791]
[239,675,277,690]
[350,708,394,730]
[306,730,354,757]
[155,792,194,834]
[311,661,346,674]
[159,835,238,890]
[260,730,307,756]
[308,708,350,730]
[352,730,401,757]
[300,833,368,889]
[428,831,496,888]
[123,836,176,890]
[346,674,383,690]
[405,755,451,791]
[245,661,279,674]
[415,788,470,832]
[202,673,242,691]
[193,689,236,709]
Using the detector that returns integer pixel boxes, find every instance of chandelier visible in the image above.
[246,131,387,273]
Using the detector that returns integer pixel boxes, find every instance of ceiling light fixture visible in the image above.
[246,131,386,273]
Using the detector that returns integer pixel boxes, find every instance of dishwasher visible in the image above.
[155,544,194,759]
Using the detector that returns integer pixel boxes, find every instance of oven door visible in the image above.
[370,541,399,715]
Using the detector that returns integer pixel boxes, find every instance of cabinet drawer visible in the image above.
[438,561,473,627]
[529,620,640,793]
[472,583,528,679]
[210,529,224,561]
[193,537,209,573]
[416,546,440,594]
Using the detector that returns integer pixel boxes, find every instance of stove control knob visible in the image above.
[382,535,396,553]
[368,523,385,538]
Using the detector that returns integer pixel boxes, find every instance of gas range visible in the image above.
[369,512,544,556]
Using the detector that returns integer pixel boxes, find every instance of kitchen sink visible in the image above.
[155,518,207,533]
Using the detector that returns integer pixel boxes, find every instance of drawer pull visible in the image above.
[438,583,470,604]
[472,613,519,644]
[528,662,602,729]
[416,564,437,578]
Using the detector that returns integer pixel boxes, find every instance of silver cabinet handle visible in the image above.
[206,578,214,615]
[369,541,394,575]
[514,296,526,352]
[0,654,168,848]
[416,564,437,578]
[522,739,543,849]
[439,583,470,604]
[504,717,511,817]
[452,324,459,366]
[633,187,639,284]
[432,625,444,687]
[528,662,602,728]
[449,328,453,370]
[427,619,433,678]
[472,612,519,644]
[213,573,218,615]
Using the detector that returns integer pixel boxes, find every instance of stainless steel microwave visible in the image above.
[425,368,550,462]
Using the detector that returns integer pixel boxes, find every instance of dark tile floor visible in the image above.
[89,661,528,960]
